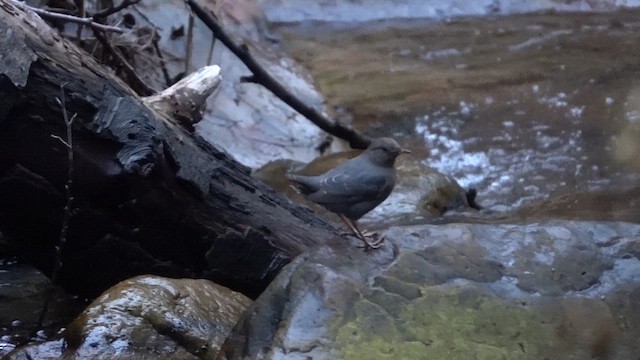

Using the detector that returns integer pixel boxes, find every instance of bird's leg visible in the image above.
[360,229,381,238]
[337,214,383,249]
[338,216,359,238]
[337,218,377,239]
[337,214,358,237]
[352,221,385,247]
[337,215,385,246]
[346,218,385,246]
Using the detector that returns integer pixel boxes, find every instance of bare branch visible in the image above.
[206,33,216,65]
[39,83,76,327]
[185,13,195,75]
[93,0,142,19]
[75,0,85,41]
[50,134,71,149]
[185,0,372,149]
[240,75,258,84]
[93,30,156,96]
[152,32,173,87]
[24,5,124,34]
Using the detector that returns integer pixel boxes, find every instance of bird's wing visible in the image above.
[318,171,390,199]
[287,174,321,195]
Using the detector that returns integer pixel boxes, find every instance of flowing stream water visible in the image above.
[273,10,640,224]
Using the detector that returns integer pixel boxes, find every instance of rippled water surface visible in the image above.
[274,10,640,223]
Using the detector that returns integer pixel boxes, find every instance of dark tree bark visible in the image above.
[0,0,336,299]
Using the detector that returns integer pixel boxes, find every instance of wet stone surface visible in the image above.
[6,275,252,360]
[0,260,81,358]
[220,221,640,360]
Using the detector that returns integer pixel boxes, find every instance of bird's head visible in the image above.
[364,137,411,167]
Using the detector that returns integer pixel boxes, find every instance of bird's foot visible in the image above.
[340,229,378,238]
[340,231,385,250]
[356,232,385,250]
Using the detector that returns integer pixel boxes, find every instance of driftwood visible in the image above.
[0,0,336,299]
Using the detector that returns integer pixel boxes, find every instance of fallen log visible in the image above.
[0,0,336,299]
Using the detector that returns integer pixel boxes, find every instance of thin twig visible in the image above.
[93,30,156,96]
[25,5,124,34]
[206,33,216,65]
[42,7,76,15]
[185,13,195,75]
[60,33,96,42]
[75,0,85,42]
[38,83,77,327]
[185,0,372,149]
[93,0,141,19]
[152,32,173,87]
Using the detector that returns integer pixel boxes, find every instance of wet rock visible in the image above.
[5,339,65,360]
[0,261,80,357]
[219,221,640,359]
[6,275,252,360]
[67,275,251,359]
[416,168,473,215]
[371,159,478,223]
[613,124,640,171]
[511,186,640,223]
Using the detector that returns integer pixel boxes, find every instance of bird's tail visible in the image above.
[287,174,316,195]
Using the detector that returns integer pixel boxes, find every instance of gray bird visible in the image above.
[288,137,411,249]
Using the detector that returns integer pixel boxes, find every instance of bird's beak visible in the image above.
[400,148,412,155]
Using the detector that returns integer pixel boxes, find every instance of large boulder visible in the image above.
[7,275,252,360]
[219,221,640,359]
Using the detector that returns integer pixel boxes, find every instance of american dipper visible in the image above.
[288,137,411,249]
